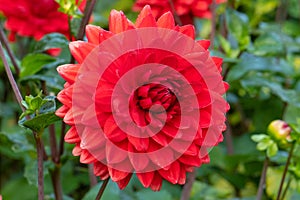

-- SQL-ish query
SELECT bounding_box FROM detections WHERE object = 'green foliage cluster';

[0,0,300,199]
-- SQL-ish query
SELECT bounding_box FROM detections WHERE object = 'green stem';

[210,0,217,49]
[0,25,20,75]
[95,178,110,200]
[180,169,196,200]
[76,0,97,40]
[256,157,269,200]
[50,164,63,200]
[34,133,45,200]
[168,0,182,26]
[280,175,292,200]
[0,41,24,111]
[276,142,295,200]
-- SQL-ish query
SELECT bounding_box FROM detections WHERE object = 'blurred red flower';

[0,0,84,41]
[133,0,226,25]
[56,5,229,190]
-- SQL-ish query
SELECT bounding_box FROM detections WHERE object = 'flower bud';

[267,120,291,148]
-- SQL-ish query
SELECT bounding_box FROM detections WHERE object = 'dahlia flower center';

[129,83,179,127]
[136,83,176,111]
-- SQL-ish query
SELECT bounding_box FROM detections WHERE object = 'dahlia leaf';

[19,95,61,133]
[20,53,56,78]
[225,8,250,50]
[34,33,69,53]
[20,112,61,133]
[266,142,278,157]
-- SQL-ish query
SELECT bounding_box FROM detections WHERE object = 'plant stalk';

[0,41,24,111]
[0,26,20,75]
[256,157,269,200]
[276,142,295,200]
[77,0,97,40]
[180,169,196,200]
[35,133,45,200]
[95,178,110,200]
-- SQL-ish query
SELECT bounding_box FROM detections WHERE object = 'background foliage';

[0,0,300,199]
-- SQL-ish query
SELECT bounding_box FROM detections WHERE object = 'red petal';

[212,56,223,72]
[104,117,127,143]
[135,5,157,28]
[197,40,210,50]
[55,105,69,118]
[80,149,96,163]
[179,154,201,166]
[86,25,101,44]
[151,132,169,146]
[128,144,149,171]
[109,10,135,33]
[179,25,195,38]
[106,140,128,164]
[157,12,175,29]
[108,167,130,182]
[148,143,174,169]
[150,172,162,191]
[72,144,82,156]
[116,173,132,190]
[99,28,114,44]
[127,135,149,151]
[65,126,80,143]
[178,165,186,184]
[137,171,155,188]
[93,162,109,179]
[158,161,180,184]
[69,41,96,63]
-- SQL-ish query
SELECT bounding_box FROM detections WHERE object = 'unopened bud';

[267,120,292,148]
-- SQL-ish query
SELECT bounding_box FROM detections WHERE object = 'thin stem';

[276,142,295,200]
[0,41,24,111]
[0,26,20,75]
[95,178,110,200]
[49,124,58,163]
[50,165,63,200]
[168,0,182,26]
[59,122,66,157]
[210,0,217,49]
[77,0,97,40]
[280,175,292,200]
[256,157,269,200]
[180,169,196,200]
[35,134,45,200]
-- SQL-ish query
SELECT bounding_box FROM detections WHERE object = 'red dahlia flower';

[133,0,226,25]
[56,5,229,190]
[0,0,84,41]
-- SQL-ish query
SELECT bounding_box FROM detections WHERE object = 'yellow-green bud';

[267,120,291,148]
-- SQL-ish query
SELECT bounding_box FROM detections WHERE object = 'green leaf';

[266,142,278,157]
[251,134,269,142]
[20,53,56,78]
[227,53,294,82]
[34,33,69,53]
[20,74,64,90]
[20,112,61,133]
[225,8,250,49]
[257,139,272,151]
[0,131,35,153]
[241,76,300,107]
[284,104,300,125]
[19,94,61,133]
